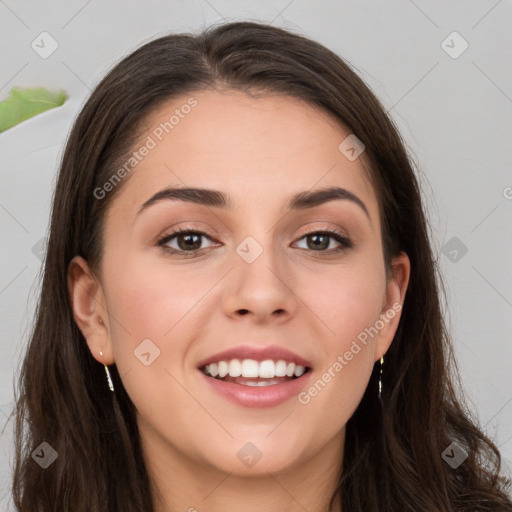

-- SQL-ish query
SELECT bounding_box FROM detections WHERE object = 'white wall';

[1,1,511,508]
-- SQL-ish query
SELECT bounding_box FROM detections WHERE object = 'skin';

[68,89,410,512]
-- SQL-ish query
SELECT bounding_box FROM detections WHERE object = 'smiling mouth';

[199,359,312,387]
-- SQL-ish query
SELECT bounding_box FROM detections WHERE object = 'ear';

[67,256,114,365]
[374,251,410,362]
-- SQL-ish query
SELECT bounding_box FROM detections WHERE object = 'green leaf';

[0,87,68,133]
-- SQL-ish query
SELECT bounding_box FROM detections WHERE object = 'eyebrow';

[137,186,370,221]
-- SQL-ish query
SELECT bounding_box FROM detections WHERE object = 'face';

[70,89,409,480]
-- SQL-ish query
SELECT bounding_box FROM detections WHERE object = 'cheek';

[305,257,386,346]
[100,252,230,395]
[99,253,201,386]
[297,259,384,415]
[99,255,214,434]
[103,251,213,342]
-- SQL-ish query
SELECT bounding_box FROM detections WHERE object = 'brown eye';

[306,233,330,251]
[294,230,353,253]
[174,232,202,251]
[157,228,219,256]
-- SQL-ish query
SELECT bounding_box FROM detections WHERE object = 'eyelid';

[292,226,353,251]
[156,225,219,248]
[295,224,349,240]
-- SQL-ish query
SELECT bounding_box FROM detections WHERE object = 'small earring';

[99,350,114,392]
[378,356,384,400]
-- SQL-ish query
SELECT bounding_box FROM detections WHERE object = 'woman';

[11,20,512,511]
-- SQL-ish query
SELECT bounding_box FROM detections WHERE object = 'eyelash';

[156,225,353,258]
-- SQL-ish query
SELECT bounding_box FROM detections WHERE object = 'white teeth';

[218,361,229,378]
[228,359,242,377]
[209,362,219,377]
[294,365,306,377]
[259,359,276,378]
[275,360,287,377]
[202,358,309,379]
[241,359,259,378]
[243,379,282,386]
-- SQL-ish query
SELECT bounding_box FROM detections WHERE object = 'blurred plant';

[0,86,67,133]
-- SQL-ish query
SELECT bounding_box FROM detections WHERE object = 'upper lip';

[197,344,313,369]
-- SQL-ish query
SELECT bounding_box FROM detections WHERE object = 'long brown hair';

[10,21,512,511]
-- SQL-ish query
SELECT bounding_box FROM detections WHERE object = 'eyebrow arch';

[137,185,370,221]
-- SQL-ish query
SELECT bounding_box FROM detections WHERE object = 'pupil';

[309,234,328,250]
[179,233,201,251]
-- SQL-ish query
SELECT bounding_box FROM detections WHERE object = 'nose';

[221,238,299,325]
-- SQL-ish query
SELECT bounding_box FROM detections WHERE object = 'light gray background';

[1,0,511,508]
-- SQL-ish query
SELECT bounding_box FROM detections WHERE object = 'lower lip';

[198,369,313,408]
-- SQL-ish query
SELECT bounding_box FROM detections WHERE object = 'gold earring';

[378,356,384,400]
[99,350,114,392]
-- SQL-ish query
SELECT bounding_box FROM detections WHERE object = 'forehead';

[106,89,379,222]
